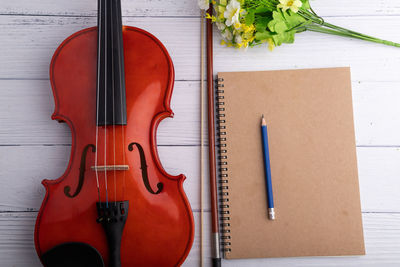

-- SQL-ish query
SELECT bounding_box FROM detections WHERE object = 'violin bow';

[200,6,220,267]
[200,9,206,267]
[206,5,222,267]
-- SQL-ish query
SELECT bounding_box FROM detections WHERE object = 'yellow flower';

[234,22,242,29]
[243,24,255,33]
[205,13,217,22]
[277,0,302,13]
[267,38,275,51]
[233,32,256,49]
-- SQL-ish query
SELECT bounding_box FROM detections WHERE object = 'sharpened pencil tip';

[261,115,266,126]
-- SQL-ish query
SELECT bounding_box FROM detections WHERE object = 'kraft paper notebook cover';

[216,67,365,259]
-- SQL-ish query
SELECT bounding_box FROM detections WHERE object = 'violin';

[34,0,194,266]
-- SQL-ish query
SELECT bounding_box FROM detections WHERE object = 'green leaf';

[255,7,270,14]
[272,30,296,46]
[285,13,306,28]
[264,9,304,46]
[274,21,287,33]
[285,31,296,43]
[255,17,270,32]
[245,11,255,26]
[283,10,291,21]
[255,31,273,41]
[301,0,311,10]
[272,10,284,21]
[267,21,275,32]
[268,11,282,32]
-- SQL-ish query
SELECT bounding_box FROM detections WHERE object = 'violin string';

[117,0,127,200]
[104,0,109,208]
[94,0,102,207]
[111,0,117,205]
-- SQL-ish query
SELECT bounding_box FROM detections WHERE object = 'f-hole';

[128,142,163,195]
[64,144,96,198]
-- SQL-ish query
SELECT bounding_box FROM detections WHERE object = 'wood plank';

[0,16,202,81]
[0,0,200,17]
[0,80,200,146]
[0,16,400,82]
[353,81,400,146]
[0,145,208,212]
[0,212,399,266]
[1,79,400,146]
[0,146,399,212]
[358,147,400,213]
[0,2,399,266]
[0,0,399,17]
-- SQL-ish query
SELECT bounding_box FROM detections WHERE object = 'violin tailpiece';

[96,201,129,267]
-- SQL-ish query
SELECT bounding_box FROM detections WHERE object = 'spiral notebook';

[216,68,365,259]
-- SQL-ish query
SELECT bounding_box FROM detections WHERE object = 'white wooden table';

[0,0,399,266]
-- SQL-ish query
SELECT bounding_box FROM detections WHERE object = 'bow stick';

[200,10,206,267]
[206,5,221,267]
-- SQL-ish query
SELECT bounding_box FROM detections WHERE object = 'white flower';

[221,29,233,41]
[198,0,209,10]
[216,21,226,31]
[224,0,241,27]
[277,0,302,13]
[235,34,242,44]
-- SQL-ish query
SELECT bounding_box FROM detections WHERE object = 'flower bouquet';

[199,0,400,50]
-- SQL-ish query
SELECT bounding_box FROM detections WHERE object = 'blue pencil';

[261,115,275,220]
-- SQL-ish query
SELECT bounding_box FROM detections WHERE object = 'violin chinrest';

[42,242,104,267]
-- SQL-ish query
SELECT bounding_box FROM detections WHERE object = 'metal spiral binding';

[215,77,231,253]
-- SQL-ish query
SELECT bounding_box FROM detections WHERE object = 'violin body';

[34,26,194,266]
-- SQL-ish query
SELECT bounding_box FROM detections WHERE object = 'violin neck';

[97,0,127,126]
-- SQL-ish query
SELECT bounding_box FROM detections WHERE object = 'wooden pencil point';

[261,115,267,126]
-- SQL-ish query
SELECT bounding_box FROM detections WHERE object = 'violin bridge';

[91,165,129,171]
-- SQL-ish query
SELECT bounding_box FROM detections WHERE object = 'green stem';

[324,23,400,47]
[306,24,400,47]
[323,22,376,38]
[299,9,324,24]
[306,25,355,38]
[245,0,277,11]
[298,9,400,48]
